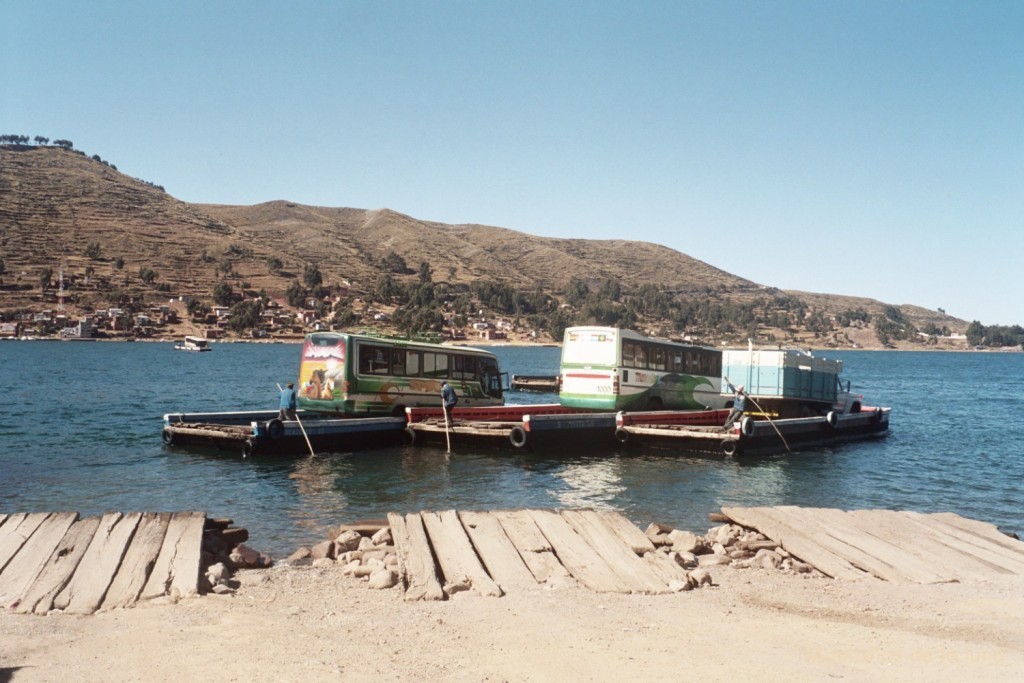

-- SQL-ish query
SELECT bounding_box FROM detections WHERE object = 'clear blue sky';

[5,1,1022,326]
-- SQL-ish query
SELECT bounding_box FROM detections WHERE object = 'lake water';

[1,341,1022,557]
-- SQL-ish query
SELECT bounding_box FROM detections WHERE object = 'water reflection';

[552,457,625,509]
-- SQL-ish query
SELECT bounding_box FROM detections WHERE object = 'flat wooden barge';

[510,374,560,393]
[615,406,890,456]
[403,404,617,451]
[162,410,406,457]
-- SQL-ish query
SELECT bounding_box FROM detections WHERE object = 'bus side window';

[672,352,683,372]
[653,347,665,371]
[622,342,635,367]
[635,344,647,368]
[423,352,449,379]
[358,345,373,375]
[405,351,421,377]
[391,349,406,376]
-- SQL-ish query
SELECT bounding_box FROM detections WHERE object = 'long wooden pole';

[726,377,791,453]
[278,383,315,457]
[443,405,452,453]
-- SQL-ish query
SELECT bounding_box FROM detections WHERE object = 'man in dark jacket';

[440,381,458,414]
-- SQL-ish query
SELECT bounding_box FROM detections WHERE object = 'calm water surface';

[1,341,1022,556]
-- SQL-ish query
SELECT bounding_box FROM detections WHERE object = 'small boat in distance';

[174,335,212,352]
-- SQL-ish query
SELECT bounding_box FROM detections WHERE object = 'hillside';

[0,144,970,348]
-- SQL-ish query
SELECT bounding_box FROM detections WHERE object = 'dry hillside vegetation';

[1,145,964,345]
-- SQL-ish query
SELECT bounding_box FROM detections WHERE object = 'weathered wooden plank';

[15,517,101,615]
[0,512,78,607]
[847,510,1003,581]
[790,507,952,583]
[56,512,142,614]
[458,511,538,591]
[595,510,691,585]
[528,509,624,593]
[918,513,1024,571]
[721,507,869,581]
[927,512,1024,556]
[886,511,1024,576]
[596,511,658,555]
[490,510,572,584]
[387,512,444,601]
[0,512,50,574]
[421,511,503,597]
[139,511,204,602]
[560,510,668,594]
[101,512,173,610]
[0,514,9,528]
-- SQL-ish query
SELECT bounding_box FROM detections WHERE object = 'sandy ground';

[2,563,1023,682]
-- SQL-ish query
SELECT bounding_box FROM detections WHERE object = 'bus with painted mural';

[558,326,727,411]
[296,332,507,415]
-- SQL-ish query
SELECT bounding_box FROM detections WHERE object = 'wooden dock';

[719,506,1024,583]
[386,507,1024,599]
[0,511,205,614]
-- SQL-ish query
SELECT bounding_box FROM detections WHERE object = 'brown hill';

[0,145,966,346]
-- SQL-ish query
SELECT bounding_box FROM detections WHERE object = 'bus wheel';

[404,426,419,446]
[509,425,528,449]
[720,439,738,456]
[161,428,174,446]
[614,428,630,445]
[267,419,284,439]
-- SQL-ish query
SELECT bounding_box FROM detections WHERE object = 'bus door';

[479,359,507,400]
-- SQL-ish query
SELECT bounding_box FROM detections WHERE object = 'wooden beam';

[528,509,624,593]
[421,511,503,597]
[928,512,1024,557]
[560,510,668,594]
[490,510,572,585]
[595,510,690,585]
[56,512,143,614]
[139,511,204,602]
[102,512,173,610]
[387,512,444,601]
[458,511,537,591]
[788,507,951,583]
[0,512,49,574]
[721,507,869,581]
[15,517,101,615]
[0,512,78,608]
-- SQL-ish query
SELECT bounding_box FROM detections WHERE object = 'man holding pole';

[723,382,746,430]
[278,382,297,421]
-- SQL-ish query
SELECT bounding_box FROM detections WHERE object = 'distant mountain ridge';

[0,144,965,345]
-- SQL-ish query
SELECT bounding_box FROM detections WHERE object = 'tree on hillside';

[564,276,590,307]
[286,282,306,308]
[34,136,49,146]
[266,256,283,274]
[303,263,323,289]
[418,261,433,284]
[138,267,158,284]
[228,300,262,333]
[85,242,101,259]
[213,282,234,306]
[39,267,53,289]
[382,251,408,273]
[114,257,125,270]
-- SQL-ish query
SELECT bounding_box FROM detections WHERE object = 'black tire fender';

[826,411,838,428]
[720,439,738,456]
[161,428,174,446]
[509,425,528,449]
[242,440,255,458]
[614,427,630,445]
[740,416,756,437]
[266,418,285,439]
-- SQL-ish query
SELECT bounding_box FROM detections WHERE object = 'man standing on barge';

[279,382,297,421]
[723,383,746,430]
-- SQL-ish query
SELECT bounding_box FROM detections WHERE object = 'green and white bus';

[558,326,726,411]
[297,332,506,415]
